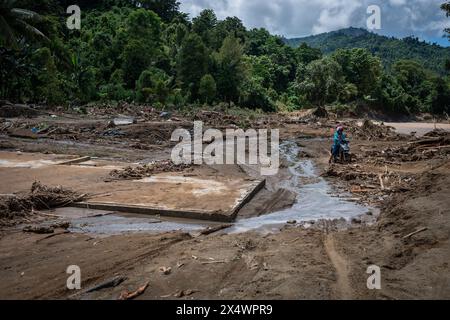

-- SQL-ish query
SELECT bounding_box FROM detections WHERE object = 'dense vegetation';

[0,0,449,116]
[285,27,450,75]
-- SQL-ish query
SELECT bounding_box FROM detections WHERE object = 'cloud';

[180,0,450,44]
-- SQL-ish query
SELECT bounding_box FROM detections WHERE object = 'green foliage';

[214,35,247,103]
[176,33,208,100]
[333,48,382,97]
[240,76,275,112]
[0,3,448,115]
[31,47,64,105]
[199,74,216,103]
[372,74,410,113]
[139,0,180,22]
[295,43,322,65]
[192,9,217,48]
[211,17,246,50]
[121,9,162,88]
[0,0,49,49]
[136,67,170,103]
[286,27,450,76]
[296,57,344,106]
[392,60,435,112]
[429,77,450,115]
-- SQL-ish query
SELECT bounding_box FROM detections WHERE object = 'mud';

[0,109,449,300]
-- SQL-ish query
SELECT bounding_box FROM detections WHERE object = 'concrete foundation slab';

[0,151,265,222]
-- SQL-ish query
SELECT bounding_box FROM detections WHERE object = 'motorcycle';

[331,141,352,164]
[338,141,351,163]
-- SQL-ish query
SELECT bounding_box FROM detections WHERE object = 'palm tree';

[0,0,49,49]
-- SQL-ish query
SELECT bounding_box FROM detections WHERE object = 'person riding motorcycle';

[329,126,347,163]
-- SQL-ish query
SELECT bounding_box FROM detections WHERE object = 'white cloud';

[311,0,362,34]
[180,0,449,42]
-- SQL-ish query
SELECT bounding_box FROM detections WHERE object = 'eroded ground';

[0,107,449,300]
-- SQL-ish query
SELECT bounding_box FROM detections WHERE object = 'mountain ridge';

[284,27,450,74]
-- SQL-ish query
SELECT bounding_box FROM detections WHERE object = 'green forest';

[1,0,450,115]
[285,27,450,75]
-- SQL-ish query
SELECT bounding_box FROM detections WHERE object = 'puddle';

[0,159,57,168]
[68,212,206,236]
[226,141,374,234]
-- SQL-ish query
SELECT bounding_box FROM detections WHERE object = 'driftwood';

[118,281,149,300]
[403,227,428,239]
[85,276,127,293]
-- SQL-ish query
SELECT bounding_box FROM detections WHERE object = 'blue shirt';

[334,131,346,146]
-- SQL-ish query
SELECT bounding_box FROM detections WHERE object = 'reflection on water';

[226,141,372,234]
[67,141,373,236]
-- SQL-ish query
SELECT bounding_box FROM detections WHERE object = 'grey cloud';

[180,0,450,43]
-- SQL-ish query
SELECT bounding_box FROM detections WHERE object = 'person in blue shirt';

[329,126,347,163]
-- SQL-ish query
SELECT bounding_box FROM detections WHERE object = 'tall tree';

[211,16,246,50]
[192,9,217,47]
[297,57,344,106]
[214,35,246,103]
[176,33,208,100]
[139,0,180,22]
[199,74,217,104]
[333,48,382,98]
[121,8,162,88]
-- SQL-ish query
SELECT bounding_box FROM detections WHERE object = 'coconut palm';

[0,0,49,49]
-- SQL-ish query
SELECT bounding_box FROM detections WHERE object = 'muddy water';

[66,141,373,236]
[69,214,206,236]
[226,141,374,234]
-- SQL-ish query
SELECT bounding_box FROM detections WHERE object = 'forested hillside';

[285,27,450,75]
[1,0,449,115]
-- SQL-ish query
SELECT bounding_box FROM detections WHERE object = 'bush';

[240,77,276,112]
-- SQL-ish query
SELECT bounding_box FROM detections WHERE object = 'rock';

[160,112,171,119]
[351,217,362,224]
[159,266,172,275]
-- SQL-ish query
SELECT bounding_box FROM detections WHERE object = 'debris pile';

[110,160,192,180]
[193,110,241,127]
[0,101,40,118]
[346,120,396,141]
[365,130,450,163]
[0,182,86,225]
[324,164,416,204]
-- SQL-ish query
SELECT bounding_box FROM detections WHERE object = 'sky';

[179,0,450,46]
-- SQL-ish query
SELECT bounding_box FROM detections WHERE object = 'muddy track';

[323,233,353,299]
